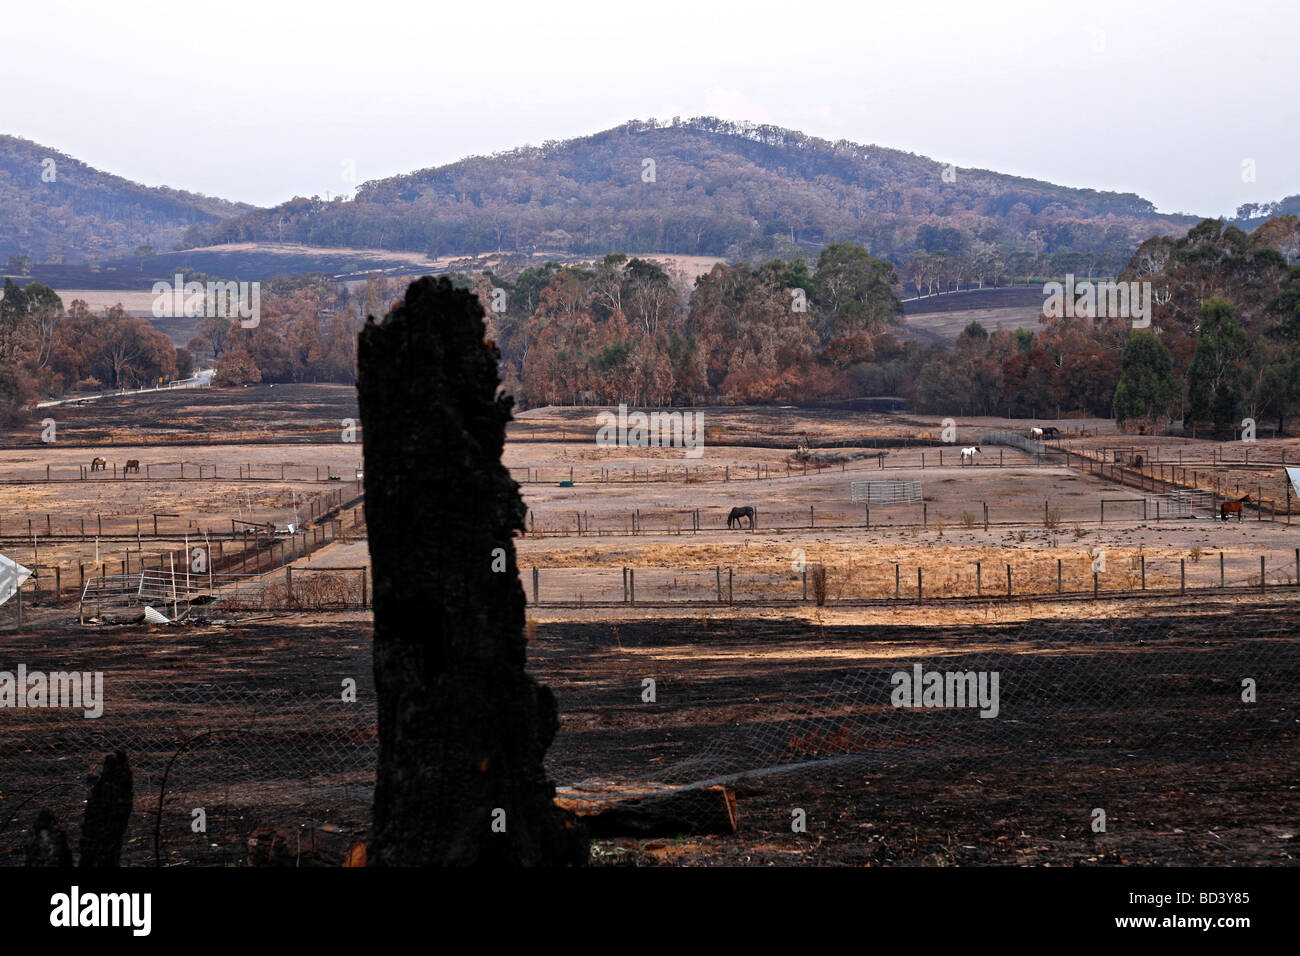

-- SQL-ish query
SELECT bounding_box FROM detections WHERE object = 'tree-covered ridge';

[186,117,1196,269]
[0,134,251,265]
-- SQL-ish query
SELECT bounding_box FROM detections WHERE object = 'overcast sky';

[5,0,1297,217]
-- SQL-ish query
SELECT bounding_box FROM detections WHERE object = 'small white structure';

[0,553,32,608]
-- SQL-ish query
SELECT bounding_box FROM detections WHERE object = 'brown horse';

[90,457,107,472]
[123,459,141,477]
[1220,493,1251,522]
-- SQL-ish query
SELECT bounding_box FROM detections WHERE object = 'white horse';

[1030,427,1043,439]
[960,445,981,464]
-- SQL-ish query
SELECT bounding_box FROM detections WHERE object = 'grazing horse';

[1220,494,1251,522]
[90,457,107,472]
[1029,427,1043,440]
[123,459,141,477]
[1039,426,1061,439]
[960,446,981,464]
[726,505,756,530]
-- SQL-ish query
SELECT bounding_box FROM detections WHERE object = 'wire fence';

[522,548,1300,606]
[1,679,377,867]
[2,606,1297,865]
[536,607,1300,861]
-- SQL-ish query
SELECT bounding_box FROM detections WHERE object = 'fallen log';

[557,784,738,838]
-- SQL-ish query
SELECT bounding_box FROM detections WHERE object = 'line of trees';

[4,217,1296,435]
[0,278,187,422]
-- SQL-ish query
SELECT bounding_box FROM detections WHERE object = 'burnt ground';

[1,604,1297,867]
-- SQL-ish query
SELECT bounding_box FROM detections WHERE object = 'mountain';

[184,117,1199,271]
[0,134,251,264]
[1232,194,1300,228]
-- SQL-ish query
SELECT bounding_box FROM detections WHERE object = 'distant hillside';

[1232,194,1300,229]
[0,134,251,264]
[187,117,1198,270]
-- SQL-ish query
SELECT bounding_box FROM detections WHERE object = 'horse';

[726,505,756,530]
[960,446,981,464]
[1040,426,1061,439]
[1029,427,1043,440]
[90,457,107,472]
[123,459,141,477]
[1132,454,1143,469]
[1220,494,1251,522]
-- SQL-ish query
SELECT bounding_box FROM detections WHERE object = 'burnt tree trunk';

[79,749,133,867]
[358,276,586,866]
[25,809,73,867]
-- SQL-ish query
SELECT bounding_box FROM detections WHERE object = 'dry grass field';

[1,385,1297,866]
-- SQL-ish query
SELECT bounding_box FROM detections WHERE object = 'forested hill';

[186,117,1198,270]
[0,134,251,265]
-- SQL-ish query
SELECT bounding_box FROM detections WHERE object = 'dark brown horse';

[123,459,141,477]
[726,506,756,530]
[1220,493,1251,522]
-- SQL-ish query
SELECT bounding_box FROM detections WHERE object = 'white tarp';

[1287,467,1300,502]
[0,553,33,607]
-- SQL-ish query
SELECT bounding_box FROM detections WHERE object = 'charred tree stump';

[80,749,133,867]
[25,809,73,867]
[359,276,586,866]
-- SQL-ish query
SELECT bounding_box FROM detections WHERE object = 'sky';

[4,0,1298,217]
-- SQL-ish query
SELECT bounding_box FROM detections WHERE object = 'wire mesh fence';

[1,678,377,867]
[534,607,1300,861]
[3,606,1296,865]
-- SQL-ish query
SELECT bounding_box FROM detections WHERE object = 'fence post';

[1057,558,1062,594]
[983,502,988,531]
[976,561,981,596]
[1141,554,1146,590]
[1006,564,1012,598]
[1261,555,1266,594]
[1093,571,1098,599]
[630,569,636,606]
[1181,559,1186,596]
[895,564,900,600]
[286,565,293,605]
[532,566,539,605]
[916,567,922,602]
[622,567,628,603]
[716,566,722,603]
[728,568,733,605]
[1220,551,1225,587]
[803,567,807,601]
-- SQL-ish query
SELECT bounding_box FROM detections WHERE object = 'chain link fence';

[3,606,1297,865]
